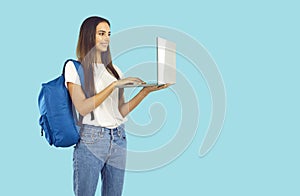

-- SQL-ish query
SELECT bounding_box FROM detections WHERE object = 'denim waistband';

[81,124,124,133]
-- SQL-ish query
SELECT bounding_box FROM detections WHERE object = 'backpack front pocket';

[39,115,53,145]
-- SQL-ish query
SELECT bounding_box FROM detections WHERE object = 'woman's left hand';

[142,83,171,94]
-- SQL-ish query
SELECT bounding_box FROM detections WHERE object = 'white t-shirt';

[64,60,127,128]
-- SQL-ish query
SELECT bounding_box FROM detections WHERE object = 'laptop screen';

[157,37,176,85]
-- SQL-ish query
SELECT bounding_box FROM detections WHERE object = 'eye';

[98,32,105,36]
[108,32,111,36]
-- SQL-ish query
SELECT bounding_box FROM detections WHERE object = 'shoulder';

[64,59,81,86]
[64,60,78,77]
[112,64,121,72]
[113,64,123,77]
[65,60,76,70]
[65,59,83,74]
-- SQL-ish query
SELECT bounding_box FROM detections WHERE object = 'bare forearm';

[119,89,150,117]
[72,81,117,116]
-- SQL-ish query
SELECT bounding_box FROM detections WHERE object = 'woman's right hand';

[114,77,144,87]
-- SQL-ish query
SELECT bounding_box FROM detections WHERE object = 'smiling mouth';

[100,43,109,47]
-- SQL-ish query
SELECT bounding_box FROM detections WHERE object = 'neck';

[96,52,102,64]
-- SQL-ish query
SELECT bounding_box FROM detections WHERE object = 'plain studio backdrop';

[0,0,299,195]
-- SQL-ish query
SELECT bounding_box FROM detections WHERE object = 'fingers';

[125,77,144,83]
[132,77,144,83]
[144,84,170,92]
[116,77,145,86]
[157,84,170,89]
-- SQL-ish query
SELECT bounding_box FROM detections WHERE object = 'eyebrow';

[97,30,111,33]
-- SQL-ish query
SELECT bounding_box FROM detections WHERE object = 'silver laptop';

[116,37,176,88]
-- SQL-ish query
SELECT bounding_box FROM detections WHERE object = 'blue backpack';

[38,59,84,147]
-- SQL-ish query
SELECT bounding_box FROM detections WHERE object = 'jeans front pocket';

[114,129,127,149]
[117,124,126,140]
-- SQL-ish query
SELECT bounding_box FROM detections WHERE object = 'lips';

[100,43,109,47]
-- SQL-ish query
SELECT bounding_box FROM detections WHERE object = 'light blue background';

[1,0,299,195]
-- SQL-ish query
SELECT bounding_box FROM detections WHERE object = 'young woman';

[65,16,169,196]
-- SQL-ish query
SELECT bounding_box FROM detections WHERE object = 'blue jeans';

[73,124,127,196]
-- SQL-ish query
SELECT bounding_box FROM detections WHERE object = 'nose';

[104,34,110,42]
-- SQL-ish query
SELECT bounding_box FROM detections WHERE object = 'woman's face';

[95,22,111,52]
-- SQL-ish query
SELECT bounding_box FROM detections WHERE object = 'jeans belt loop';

[110,128,114,141]
[99,127,104,138]
[117,127,121,138]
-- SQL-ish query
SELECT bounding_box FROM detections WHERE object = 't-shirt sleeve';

[64,60,81,88]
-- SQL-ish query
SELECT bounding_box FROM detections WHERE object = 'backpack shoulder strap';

[63,59,94,122]
[62,59,85,86]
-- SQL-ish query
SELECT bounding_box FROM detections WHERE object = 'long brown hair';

[76,16,122,119]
